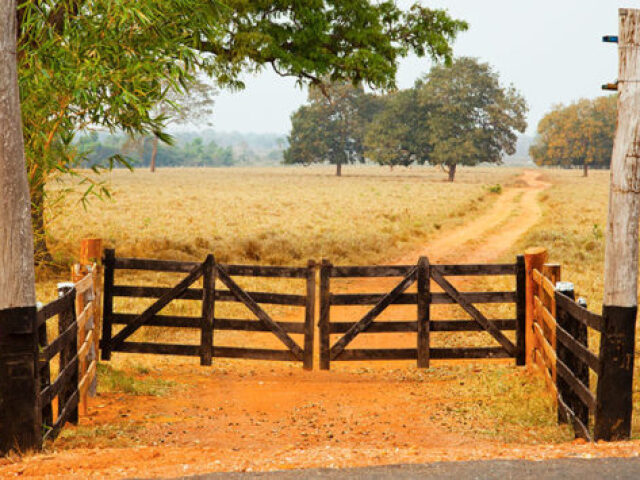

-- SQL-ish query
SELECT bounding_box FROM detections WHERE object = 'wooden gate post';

[101,249,115,361]
[417,257,430,368]
[597,8,640,442]
[524,247,548,367]
[200,255,215,366]
[319,259,332,370]
[303,260,317,371]
[515,255,526,366]
[57,285,79,426]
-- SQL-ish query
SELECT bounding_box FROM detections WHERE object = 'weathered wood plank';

[40,354,79,407]
[328,319,515,333]
[433,263,516,276]
[329,265,414,278]
[430,319,516,331]
[101,249,116,360]
[516,255,527,365]
[303,260,316,370]
[37,293,73,327]
[417,257,430,368]
[555,292,604,332]
[335,349,417,361]
[114,257,199,272]
[215,319,306,334]
[221,264,308,278]
[216,290,307,306]
[333,347,511,361]
[200,255,215,366]
[111,313,201,329]
[110,262,205,348]
[430,268,516,355]
[430,347,511,359]
[329,321,418,333]
[319,259,332,370]
[112,285,203,300]
[213,347,298,361]
[556,357,597,412]
[109,341,200,356]
[556,322,602,374]
[41,322,77,362]
[330,291,516,306]
[330,267,417,360]
[216,264,304,360]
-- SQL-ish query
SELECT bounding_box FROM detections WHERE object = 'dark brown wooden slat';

[112,285,203,300]
[215,319,305,334]
[430,347,511,359]
[37,294,74,327]
[40,355,79,407]
[556,357,597,412]
[329,321,418,333]
[216,290,307,306]
[557,393,592,441]
[515,255,527,366]
[329,265,414,278]
[303,260,316,370]
[417,257,430,368]
[201,254,215,366]
[221,264,308,278]
[433,263,516,276]
[330,267,418,360]
[216,264,304,360]
[555,292,604,332]
[329,291,516,306]
[319,259,332,370]
[110,263,204,348]
[114,257,199,272]
[43,389,79,442]
[213,347,298,361]
[111,313,201,329]
[110,341,200,356]
[41,322,77,362]
[101,249,116,361]
[335,349,418,361]
[556,322,602,374]
[430,268,516,356]
[429,319,516,332]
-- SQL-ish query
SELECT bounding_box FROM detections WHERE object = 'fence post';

[37,305,53,430]
[101,248,115,361]
[303,260,317,371]
[200,255,215,366]
[515,255,526,366]
[57,284,79,425]
[524,247,548,367]
[0,305,40,454]
[417,257,430,369]
[595,305,637,441]
[319,259,331,370]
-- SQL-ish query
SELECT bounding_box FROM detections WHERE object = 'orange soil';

[3,171,640,480]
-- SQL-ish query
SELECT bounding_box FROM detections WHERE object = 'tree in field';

[530,96,616,176]
[17,1,466,260]
[365,87,432,169]
[419,57,527,182]
[284,83,383,176]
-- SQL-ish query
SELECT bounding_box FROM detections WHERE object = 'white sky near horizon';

[183,1,631,136]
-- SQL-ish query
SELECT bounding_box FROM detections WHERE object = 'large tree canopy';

[419,57,527,181]
[16,0,467,261]
[530,96,616,176]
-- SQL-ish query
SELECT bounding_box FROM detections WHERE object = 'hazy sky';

[198,1,628,136]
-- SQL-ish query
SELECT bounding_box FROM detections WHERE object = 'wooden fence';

[319,256,526,369]
[526,249,612,441]
[101,250,316,370]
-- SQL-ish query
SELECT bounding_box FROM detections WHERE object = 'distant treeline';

[75,131,286,168]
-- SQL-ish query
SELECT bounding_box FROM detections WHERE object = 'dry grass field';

[17,165,640,479]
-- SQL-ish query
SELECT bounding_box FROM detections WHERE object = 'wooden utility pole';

[0,0,41,453]
[598,8,640,441]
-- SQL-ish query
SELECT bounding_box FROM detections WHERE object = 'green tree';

[17,1,466,260]
[530,96,616,176]
[365,87,432,168]
[284,83,383,176]
[420,57,527,182]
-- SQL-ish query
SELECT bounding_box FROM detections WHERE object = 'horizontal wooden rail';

[40,354,79,407]
[332,347,511,361]
[41,322,77,363]
[37,293,74,328]
[556,292,604,332]
[556,357,597,412]
[555,322,602,374]
[329,291,516,306]
[327,319,516,334]
[433,264,516,276]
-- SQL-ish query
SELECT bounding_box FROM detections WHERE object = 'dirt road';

[5,171,640,480]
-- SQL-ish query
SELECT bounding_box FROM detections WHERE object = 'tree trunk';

[31,183,52,264]
[583,163,589,177]
[597,8,640,442]
[0,0,40,454]
[447,163,457,182]
[150,135,158,172]
[336,161,342,177]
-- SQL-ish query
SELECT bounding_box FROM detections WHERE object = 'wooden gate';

[100,250,316,369]
[319,256,526,369]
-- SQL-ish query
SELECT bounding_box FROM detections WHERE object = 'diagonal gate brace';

[431,267,516,356]
[330,266,418,360]
[111,262,205,348]
[216,265,304,360]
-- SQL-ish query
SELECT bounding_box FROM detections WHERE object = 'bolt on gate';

[100,250,316,370]
[319,256,526,369]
